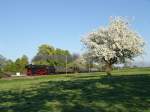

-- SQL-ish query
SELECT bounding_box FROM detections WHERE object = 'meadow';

[0,68,150,112]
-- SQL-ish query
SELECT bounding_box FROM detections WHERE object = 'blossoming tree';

[81,17,145,75]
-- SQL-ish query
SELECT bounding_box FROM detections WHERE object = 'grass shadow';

[0,74,150,112]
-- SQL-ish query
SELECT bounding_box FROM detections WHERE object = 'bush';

[0,69,11,78]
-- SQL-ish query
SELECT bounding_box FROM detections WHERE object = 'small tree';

[81,17,145,75]
[12,55,29,73]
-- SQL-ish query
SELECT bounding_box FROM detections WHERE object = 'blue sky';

[0,0,150,63]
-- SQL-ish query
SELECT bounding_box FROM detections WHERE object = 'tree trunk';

[105,63,112,76]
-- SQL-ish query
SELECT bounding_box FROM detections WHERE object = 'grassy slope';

[0,68,150,112]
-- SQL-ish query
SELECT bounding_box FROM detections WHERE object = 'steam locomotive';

[25,64,77,76]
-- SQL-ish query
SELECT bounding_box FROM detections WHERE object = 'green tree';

[38,44,55,55]
[32,44,72,66]
[0,55,29,76]
[3,60,16,73]
[55,48,70,56]
[17,55,29,73]
[3,55,29,74]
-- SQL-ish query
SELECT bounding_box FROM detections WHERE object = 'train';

[25,64,55,76]
[25,64,82,76]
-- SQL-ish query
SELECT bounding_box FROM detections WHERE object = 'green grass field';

[0,68,150,112]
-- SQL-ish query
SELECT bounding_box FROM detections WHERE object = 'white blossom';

[81,17,145,64]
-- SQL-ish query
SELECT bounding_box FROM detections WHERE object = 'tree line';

[0,44,92,77]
